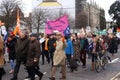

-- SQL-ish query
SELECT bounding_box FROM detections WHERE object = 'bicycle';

[94,51,109,73]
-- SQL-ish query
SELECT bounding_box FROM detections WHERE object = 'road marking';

[109,58,120,64]
[110,72,120,80]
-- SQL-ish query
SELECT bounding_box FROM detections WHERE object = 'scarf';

[45,38,49,50]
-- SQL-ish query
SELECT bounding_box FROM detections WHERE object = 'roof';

[39,2,62,6]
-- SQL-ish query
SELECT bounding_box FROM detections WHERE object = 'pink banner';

[45,15,68,34]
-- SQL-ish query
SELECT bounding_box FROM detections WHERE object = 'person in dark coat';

[26,33,44,80]
[48,34,56,67]
[79,34,89,68]
[114,36,119,53]
[10,31,29,80]
[108,34,116,57]
[6,34,17,74]
[41,35,50,65]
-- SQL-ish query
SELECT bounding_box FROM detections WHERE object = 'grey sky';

[25,0,116,21]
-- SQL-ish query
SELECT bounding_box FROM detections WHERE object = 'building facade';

[75,0,106,30]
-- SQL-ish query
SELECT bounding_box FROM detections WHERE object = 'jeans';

[66,54,72,66]
[10,60,15,69]
[12,61,22,79]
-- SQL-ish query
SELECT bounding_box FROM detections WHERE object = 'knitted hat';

[30,33,37,37]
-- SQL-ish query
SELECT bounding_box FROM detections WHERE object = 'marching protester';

[41,34,50,65]
[71,33,80,62]
[108,34,116,57]
[114,35,119,53]
[25,33,44,80]
[49,32,66,80]
[91,35,103,71]
[6,32,17,74]
[48,33,56,67]
[0,35,5,80]
[65,34,74,68]
[79,34,89,68]
[91,35,97,71]
[68,33,80,72]
[10,30,29,80]
[86,34,93,59]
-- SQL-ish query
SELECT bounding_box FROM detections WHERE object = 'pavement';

[2,45,120,80]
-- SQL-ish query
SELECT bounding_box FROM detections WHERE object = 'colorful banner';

[45,15,69,34]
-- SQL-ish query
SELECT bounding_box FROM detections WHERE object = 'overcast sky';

[22,0,116,21]
[0,0,116,21]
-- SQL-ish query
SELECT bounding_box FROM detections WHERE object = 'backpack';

[69,59,78,69]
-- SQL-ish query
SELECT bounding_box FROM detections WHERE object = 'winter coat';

[0,36,4,68]
[65,39,74,55]
[48,38,56,53]
[53,40,66,66]
[108,37,116,53]
[26,39,41,67]
[15,36,29,63]
[6,38,17,60]
[92,41,102,54]
[73,39,80,60]
[79,38,89,50]
[0,54,4,68]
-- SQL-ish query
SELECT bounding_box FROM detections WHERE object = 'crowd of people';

[0,28,119,80]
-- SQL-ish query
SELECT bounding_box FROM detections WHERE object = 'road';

[2,46,120,80]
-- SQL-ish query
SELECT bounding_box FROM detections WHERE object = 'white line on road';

[109,58,120,64]
[110,72,120,80]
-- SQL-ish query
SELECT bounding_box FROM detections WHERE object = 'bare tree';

[32,8,47,33]
[76,11,88,29]
[0,0,22,30]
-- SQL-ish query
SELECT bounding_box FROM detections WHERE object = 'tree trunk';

[37,22,40,34]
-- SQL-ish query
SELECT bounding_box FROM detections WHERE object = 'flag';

[13,9,21,35]
[63,25,71,36]
[117,28,120,32]
[0,20,1,26]
[45,15,69,35]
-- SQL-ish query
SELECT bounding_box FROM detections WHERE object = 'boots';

[39,74,43,80]
[49,77,55,80]
[91,62,94,71]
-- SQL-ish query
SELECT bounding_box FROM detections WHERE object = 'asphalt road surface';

[2,46,120,80]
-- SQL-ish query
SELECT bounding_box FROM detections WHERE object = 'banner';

[13,10,21,36]
[45,15,69,34]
